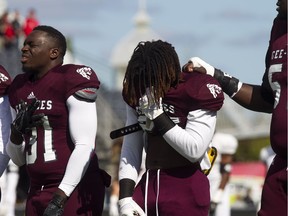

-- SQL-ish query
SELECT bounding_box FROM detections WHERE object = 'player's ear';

[50,48,60,60]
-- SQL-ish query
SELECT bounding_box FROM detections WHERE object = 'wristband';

[214,69,242,98]
[220,163,232,174]
[51,193,67,208]
[153,112,175,136]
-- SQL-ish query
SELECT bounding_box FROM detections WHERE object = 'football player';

[6,25,111,216]
[118,40,224,216]
[183,1,287,215]
[208,132,238,216]
[0,65,12,201]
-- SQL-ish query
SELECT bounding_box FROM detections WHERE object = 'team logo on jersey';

[207,83,222,98]
[76,67,92,80]
[0,72,9,83]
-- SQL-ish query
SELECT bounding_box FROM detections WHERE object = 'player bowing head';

[122,40,181,107]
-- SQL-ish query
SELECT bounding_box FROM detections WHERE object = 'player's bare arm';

[182,58,273,113]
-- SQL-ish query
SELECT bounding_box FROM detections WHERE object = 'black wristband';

[119,179,136,199]
[153,112,175,136]
[220,163,232,174]
[214,69,240,97]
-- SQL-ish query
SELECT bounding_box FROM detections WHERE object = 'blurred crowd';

[0,8,39,50]
[0,8,39,79]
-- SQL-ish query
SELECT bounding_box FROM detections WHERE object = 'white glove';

[210,188,223,214]
[138,115,154,132]
[189,57,215,76]
[118,197,146,216]
[109,195,119,216]
[211,188,223,204]
[139,89,163,120]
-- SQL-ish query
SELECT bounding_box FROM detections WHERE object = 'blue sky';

[7,0,276,89]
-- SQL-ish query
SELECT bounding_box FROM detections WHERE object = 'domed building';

[110,0,162,91]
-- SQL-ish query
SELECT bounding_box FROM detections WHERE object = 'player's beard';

[22,65,31,73]
[22,65,37,75]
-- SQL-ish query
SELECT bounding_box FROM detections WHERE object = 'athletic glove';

[139,88,175,135]
[188,57,242,97]
[12,98,44,134]
[189,57,215,76]
[210,188,223,214]
[43,193,67,216]
[137,115,154,132]
[118,197,146,216]
[109,194,119,216]
[139,89,163,120]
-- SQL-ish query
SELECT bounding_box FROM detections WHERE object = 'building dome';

[110,0,162,90]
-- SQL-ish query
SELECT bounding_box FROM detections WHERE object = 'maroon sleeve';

[185,72,224,111]
[0,65,12,96]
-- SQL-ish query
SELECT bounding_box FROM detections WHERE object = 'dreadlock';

[123,40,181,106]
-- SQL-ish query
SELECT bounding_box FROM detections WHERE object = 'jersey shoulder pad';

[60,64,100,99]
[185,73,224,111]
[61,64,100,86]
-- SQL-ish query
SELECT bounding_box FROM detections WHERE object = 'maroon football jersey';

[0,65,12,96]
[132,72,224,170]
[8,64,100,185]
[162,72,224,128]
[263,17,287,158]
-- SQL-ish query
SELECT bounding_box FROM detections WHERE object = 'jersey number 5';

[268,63,282,109]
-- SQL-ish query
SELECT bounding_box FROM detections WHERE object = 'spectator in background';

[0,10,16,48]
[208,132,238,216]
[0,11,10,43]
[22,8,39,37]
[0,10,22,79]
[11,9,23,48]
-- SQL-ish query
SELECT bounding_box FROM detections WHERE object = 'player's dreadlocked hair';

[123,40,181,106]
[33,25,67,57]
